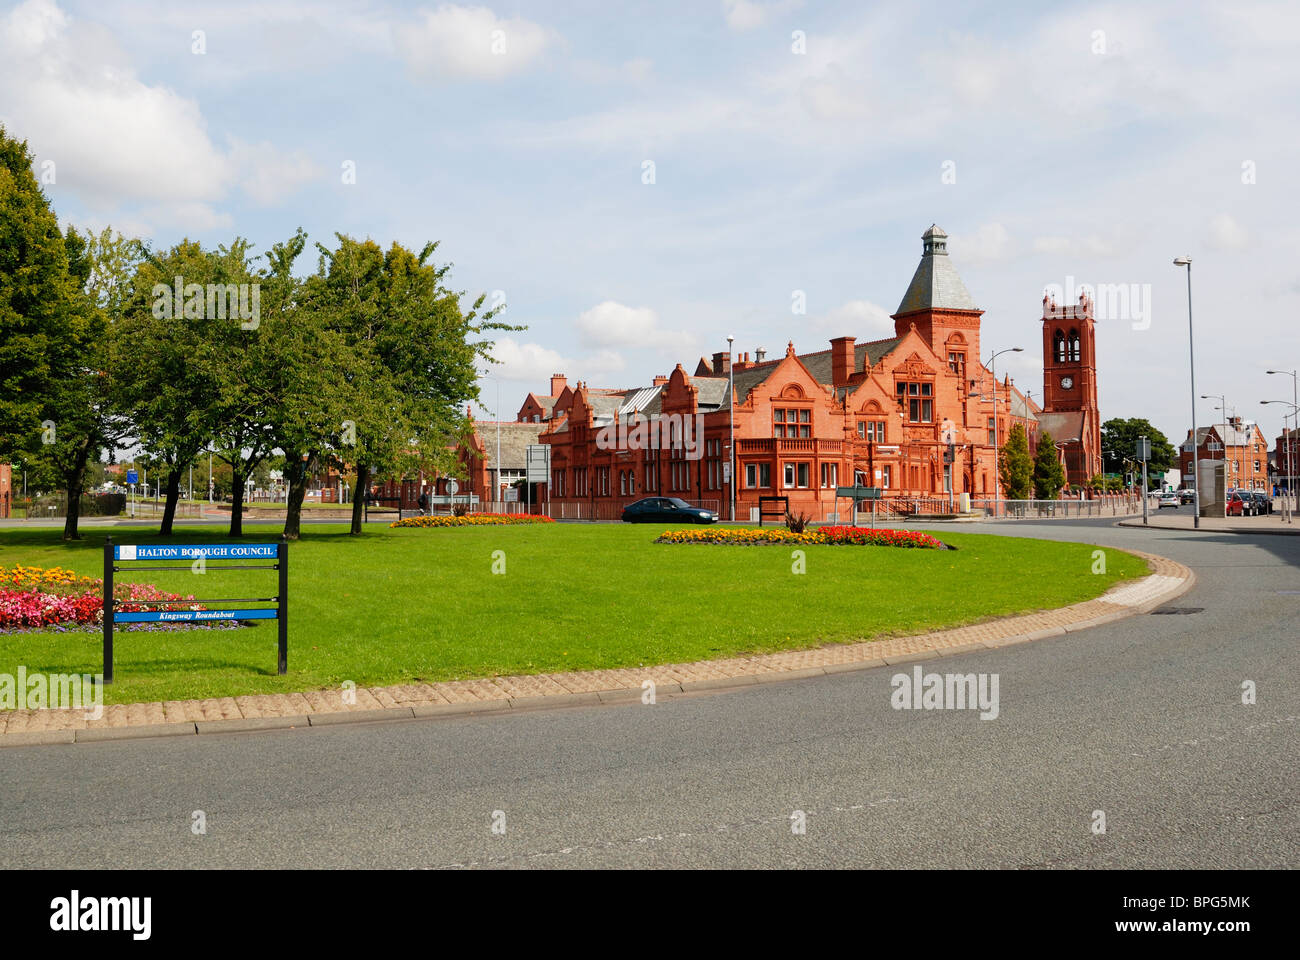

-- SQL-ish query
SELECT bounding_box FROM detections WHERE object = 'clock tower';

[1040,290,1102,486]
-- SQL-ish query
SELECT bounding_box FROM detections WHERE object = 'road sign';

[1135,437,1151,461]
[126,470,138,484]
[836,485,882,500]
[526,444,550,484]
[446,479,460,495]
[722,462,731,483]
[940,419,957,445]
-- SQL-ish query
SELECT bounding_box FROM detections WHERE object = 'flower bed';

[0,564,241,632]
[655,526,945,549]
[390,513,556,528]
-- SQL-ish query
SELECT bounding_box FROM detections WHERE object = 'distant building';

[518,225,1105,518]
[1178,418,1270,491]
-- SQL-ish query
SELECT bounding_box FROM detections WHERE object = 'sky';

[2,0,1298,449]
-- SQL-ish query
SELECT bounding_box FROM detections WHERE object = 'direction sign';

[526,444,551,484]
[126,469,139,485]
[836,485,882,500]
[446,479,460,495]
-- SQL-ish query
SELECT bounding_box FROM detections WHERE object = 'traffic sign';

[126,469,138,484]
[446,479,460,495]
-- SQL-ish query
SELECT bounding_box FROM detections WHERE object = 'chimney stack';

[711,350,731,375]
[755,347,767,363]
[830,336,856,387]
[550,374,567,396]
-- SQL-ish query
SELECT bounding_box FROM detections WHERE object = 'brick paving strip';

[1,549,1192,747]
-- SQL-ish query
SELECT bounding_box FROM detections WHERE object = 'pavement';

[0,518,1295,869]
[0,549,1191,744]
[1118,511,1300,534]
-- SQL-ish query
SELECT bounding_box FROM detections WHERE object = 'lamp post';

[1267,369,1298,515]
[480,369,502,508]
[986,346,1023,517]
[1261,399,1298,523]
[727,335,735,523]
[1173,257,1199,527]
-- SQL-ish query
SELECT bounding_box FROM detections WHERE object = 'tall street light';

[1261,399,1298,523]
[1174,257,1199,527]
[1267,369,1298,515]
[727,335,736,523]
[480,368,502,508]
[986,346,1023,516]
[1201,393,1229,490]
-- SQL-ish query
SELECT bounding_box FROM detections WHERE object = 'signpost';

[525,444,550,516]
[102,537,287,684]
[1136,436,1151,526]
[836,485,883,528]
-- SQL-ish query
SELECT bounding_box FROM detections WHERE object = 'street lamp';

[480,368,503,508]
[1261,399,1298,523]
[1267,369,1298,516]
[1200,393,1230,491]
[726,335,735,523]
[985,346,1023,516]
[1173,257,1199,527]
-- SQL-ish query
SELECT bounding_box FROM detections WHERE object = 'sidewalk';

[0,550,1193,746]
[1117,513,1300,534]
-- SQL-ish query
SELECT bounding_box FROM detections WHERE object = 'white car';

[1157,492,1179,509]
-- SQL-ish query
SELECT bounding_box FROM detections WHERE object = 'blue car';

[621,497,718,524]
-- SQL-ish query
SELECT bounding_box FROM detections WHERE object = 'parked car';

[1178,488,1195,504]
[621,497,718,524]
[1225,491,1247,516]
[1230,489,1261,516]
[1157,492,1179,509]
[1249,491,1273,515]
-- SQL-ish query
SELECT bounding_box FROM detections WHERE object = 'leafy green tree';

[309,236,518,536]
[998,422,1034,500]
[0,126,80,464]
[1033,430,1067,500]
[1101,418,1174,489]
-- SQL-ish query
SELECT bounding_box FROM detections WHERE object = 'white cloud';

[1208,213,1248,250]
[948,223,1013,264]
[486,337,569,382]
[575,301,695,353]
[228,140,323,206]
[721,0,802,31]
[814,299,895,338]
[393,4,557,80]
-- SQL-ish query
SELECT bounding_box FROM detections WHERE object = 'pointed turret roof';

[894,224,978,314]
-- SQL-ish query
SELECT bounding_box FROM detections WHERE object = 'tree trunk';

[61,448,90,541]
[160,464,184,536]
[350,463,370,535]
[228,468,246,537]
[282,453,311,540]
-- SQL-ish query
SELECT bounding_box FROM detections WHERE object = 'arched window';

[1068,329,1081,361]
[1053,330,1067,363]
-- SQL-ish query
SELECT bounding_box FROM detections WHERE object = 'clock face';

[1060,376,1074,390]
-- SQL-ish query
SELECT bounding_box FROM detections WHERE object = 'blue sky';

[3,0,1298,448]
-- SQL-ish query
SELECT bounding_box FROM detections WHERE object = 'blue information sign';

[114,543,279,561]
[126,470,138,484]
[113,608,279,624]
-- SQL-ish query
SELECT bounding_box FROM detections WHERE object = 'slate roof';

[1036,411,1083,442]
[895,224,979,315]
[478,421,546,470]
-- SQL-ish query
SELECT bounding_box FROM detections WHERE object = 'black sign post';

[102,536,288,683]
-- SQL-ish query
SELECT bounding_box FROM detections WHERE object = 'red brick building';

[520,225,1103,519]
[1275,427,1298,492]
[1179,418,1271,492]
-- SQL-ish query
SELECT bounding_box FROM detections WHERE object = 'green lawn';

[0,523,1148,706]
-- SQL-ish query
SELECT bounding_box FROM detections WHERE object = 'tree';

[309,235,518,536]
[0,126,80,463]
[1101,418,1174,489]
[1033,430,1067,500]
[998,423,1033,500]
[38,226,134,539]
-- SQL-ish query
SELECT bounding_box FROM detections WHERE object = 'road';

[1,519,1295,868]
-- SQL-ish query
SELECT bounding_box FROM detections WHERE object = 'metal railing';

[969,495,1140,519]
